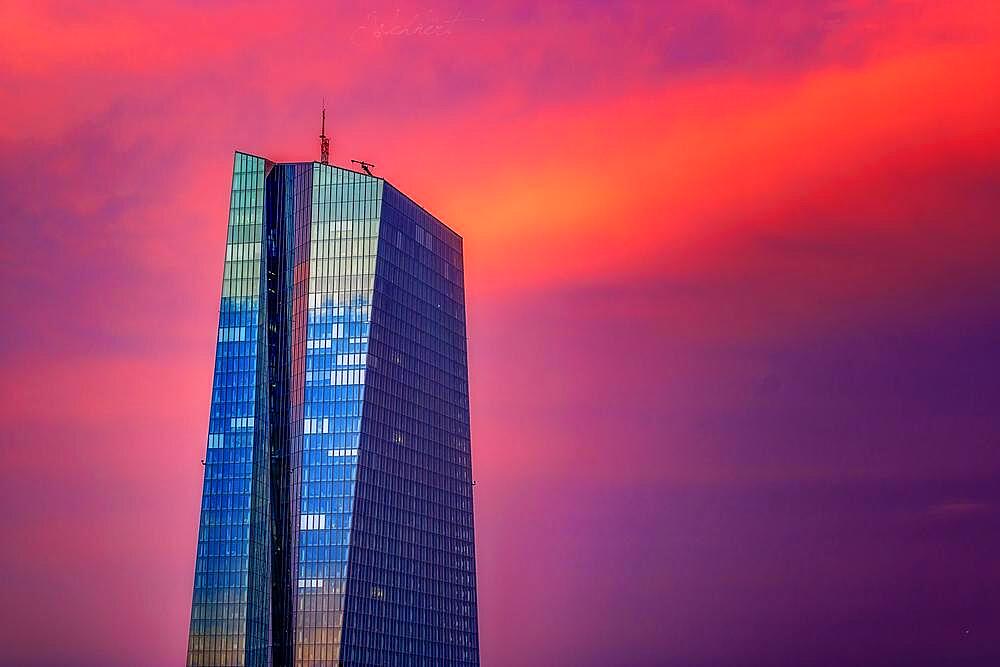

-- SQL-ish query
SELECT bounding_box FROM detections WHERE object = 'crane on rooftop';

[351,159,376,176]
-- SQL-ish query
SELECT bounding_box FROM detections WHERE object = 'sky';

[1,1,999,665]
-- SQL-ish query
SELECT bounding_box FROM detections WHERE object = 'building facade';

[187,152,479,667]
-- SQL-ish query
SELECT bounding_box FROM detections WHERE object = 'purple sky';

[1,1,999,665]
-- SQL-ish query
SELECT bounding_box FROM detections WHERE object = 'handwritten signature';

[352,9,485,42]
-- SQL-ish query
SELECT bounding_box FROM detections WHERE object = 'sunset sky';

[2,1,1000,665]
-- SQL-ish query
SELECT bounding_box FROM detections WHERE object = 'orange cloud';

[428,41,1000,296]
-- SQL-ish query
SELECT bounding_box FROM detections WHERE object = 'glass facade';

[187,153,479,667]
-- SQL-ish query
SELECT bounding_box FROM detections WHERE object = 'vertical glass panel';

[288,163,382,666]
[187,153,268,667]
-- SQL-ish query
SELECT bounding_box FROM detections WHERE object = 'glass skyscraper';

[187,152,479,667]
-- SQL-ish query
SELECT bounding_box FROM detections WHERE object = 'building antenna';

[319,99,330,165]
[351,159,376,176]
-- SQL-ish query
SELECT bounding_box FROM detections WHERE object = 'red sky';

[2,2,1000,665]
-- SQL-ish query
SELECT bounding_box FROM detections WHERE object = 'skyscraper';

[187,151,480,667]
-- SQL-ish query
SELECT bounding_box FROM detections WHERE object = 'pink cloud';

[2,2,1000,665]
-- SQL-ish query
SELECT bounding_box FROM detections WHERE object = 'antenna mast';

[319,99,330,164]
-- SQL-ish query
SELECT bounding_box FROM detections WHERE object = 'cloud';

[927,501,993,518]
[2,2,1000,666]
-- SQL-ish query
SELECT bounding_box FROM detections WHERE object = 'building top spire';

[319,99,330,164]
